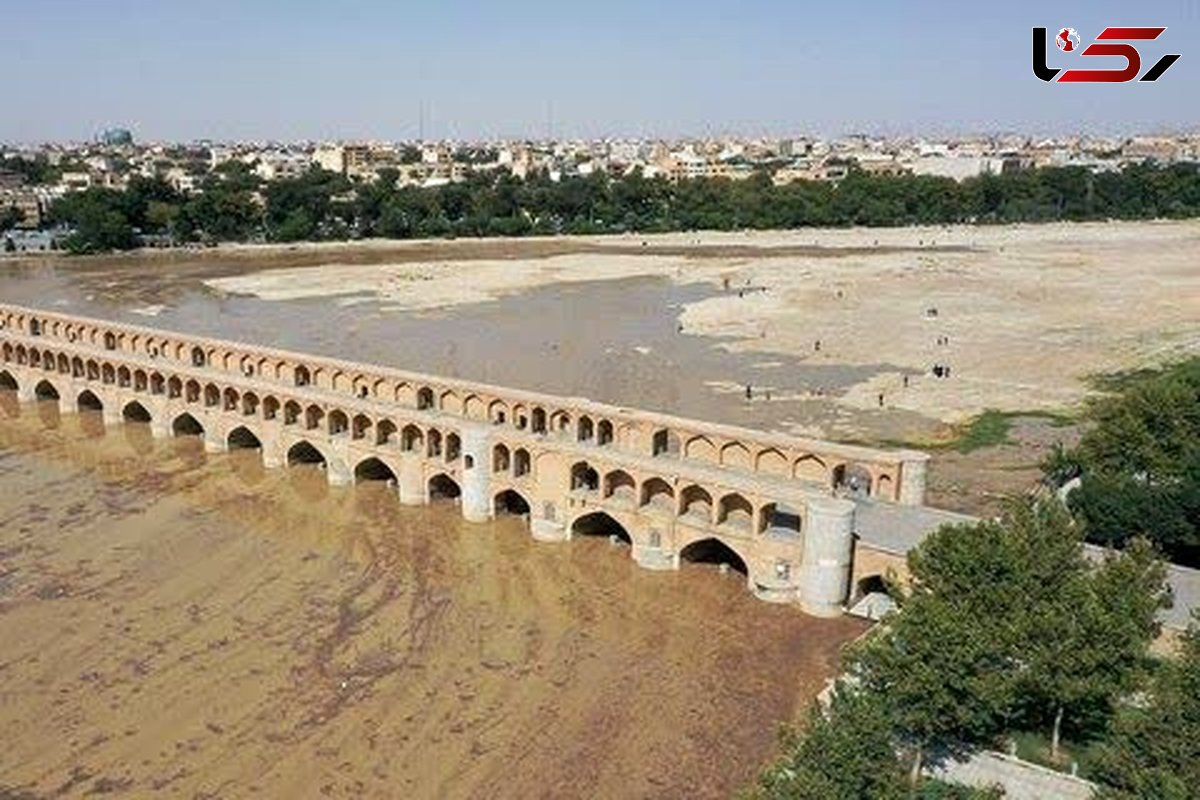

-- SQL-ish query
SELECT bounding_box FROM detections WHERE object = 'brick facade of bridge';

[0,303,930,617]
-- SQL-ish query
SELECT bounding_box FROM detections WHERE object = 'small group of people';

[931,364,952,378]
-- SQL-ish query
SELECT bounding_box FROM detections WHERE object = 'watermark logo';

[1055,28,1081,52]
[1033,26,1181,82]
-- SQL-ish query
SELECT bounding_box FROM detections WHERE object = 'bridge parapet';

[0,303,926,506]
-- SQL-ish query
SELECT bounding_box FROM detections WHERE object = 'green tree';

[1093,622,1200,799]
[0,205,21,233]
[756,687,907,800]
[1059,358,1200,566]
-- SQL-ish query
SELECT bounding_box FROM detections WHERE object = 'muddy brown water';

[0,394,865,799]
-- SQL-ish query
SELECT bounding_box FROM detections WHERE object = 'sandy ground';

[0,398,864,799]
[200,221,1200,431]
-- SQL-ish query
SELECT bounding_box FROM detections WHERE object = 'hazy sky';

[2,0,1197,142]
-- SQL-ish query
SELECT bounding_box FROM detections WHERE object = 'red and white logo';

[1033,26,1181,83]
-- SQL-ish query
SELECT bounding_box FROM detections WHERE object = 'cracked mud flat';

[0,395,864,799]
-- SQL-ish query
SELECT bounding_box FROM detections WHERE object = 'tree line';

[756,499,1192,799]
[22,160,1200,254]
[1046,357,1200,568]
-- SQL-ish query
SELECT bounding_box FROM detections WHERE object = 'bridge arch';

[679,537,748,576]
[34,379,60,400]
[571,511,632,546]
[717,492,754,532]
[287,440,327,466]
[122,401,152,423]
[172,413,204,437]
[428,473,461,502]
[603,469,636,502]
[401,424,423,452]
[227,426,262,450]
[570,461,599,492]
[77,389,104,412]
[510,448,529,478]
[494,488,531,516]
[354,457,396,483]
[0,370,17,391]
[679,484,713,522]
[640,477,675,512]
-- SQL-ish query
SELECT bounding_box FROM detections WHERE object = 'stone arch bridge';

[0,303,929,617]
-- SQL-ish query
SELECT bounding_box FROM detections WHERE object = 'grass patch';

[1008,730,1106,780]
[836,409,1078,453]
[951,410,1015,453]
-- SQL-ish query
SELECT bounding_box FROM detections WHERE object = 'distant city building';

[99,128,134,147]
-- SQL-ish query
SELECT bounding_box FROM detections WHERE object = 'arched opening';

[856,575,889,599]
[185,379,200,403]
[328,409,349,436]
[101,364,116,385]
[284,401,301,425]
[494,489,531,516]
[488,400,508,425]
[304,404,324,431]
[427,428,443,458]
[191,346,207,367]
[167,376,183,399]
[493,444,511,473]
[227,426,262,450]
[717,493,754,532]
[223,387,240,411]
[172,413,204,437]
[122,401,152,423]
[428,474,461,502]
[679,485,713,522]
[104,332,117,351]
[242,392,259,417]
[761,502,803,536]
[640,477,675,513]
[204,384,219,407]
[577,416,594,442]
[571,511,632,545]
[71,357,85,378]
[401,424,424,452]
[833,464,873,498]
[77,390,104,412]
[354,457,396,483]
[34,380,59,401]
[445,432,461,462]
[133,370,148,392]
[652,428,681,457]
[0,371,18,391]
[263,396,280,421]
[294,365,311,387]
[287,441,326,466]
[352,414,372,441]
[513,448,531,478]
[679,538,748,576]
[417,386,434,410]
[570,461,599,492]
[376,419,397,446]
[531,407,547,434]
[149,373,165,395]
[603,470,637,503]
[551,410,572,435]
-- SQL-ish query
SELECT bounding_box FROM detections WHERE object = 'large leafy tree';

[1093,622,1200,799]
[848,500,1168,779]
[1060,358,1200,566]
